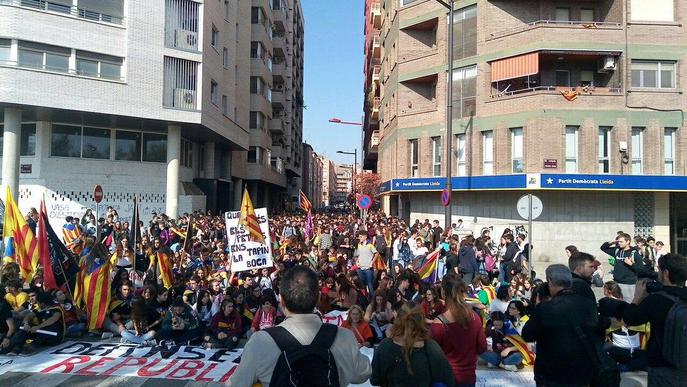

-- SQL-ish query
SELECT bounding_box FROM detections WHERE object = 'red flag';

[38,200,58,290]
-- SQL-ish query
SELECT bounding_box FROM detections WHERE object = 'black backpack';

[266,323,340,387]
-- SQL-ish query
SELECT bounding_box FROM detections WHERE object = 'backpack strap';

[311,322,338,349]
[437,314,449,326]
[265,326,302,352]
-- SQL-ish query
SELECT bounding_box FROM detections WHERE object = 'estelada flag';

[3,186,40,281]
[37,199,58,290]
[299,190,312,213]
[152,250,174,289]
[78,253,112,330]
[239,189,265,244]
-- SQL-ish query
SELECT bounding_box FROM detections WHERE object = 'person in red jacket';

[431,273,487,386]
[204,298,242,349]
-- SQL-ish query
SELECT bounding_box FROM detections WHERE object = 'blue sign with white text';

[540,174,687,191]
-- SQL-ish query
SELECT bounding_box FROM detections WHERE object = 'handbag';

[574,325,620,387]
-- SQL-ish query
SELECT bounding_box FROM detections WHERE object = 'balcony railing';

[0,59,125,81]
[491,85,622,99]
[370,3,381,29]
[371,97,380,119]
[372,65,380,82]
[488,20,621,41]
[371,130,380,148]
[0,0,125,25]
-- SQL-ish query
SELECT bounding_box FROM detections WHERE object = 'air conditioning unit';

[176,29,198,50]
[173,88,196,108]
[598,56,617,73]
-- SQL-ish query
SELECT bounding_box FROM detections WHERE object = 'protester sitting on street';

[205,298,242,349]
[193,289,214,327]
[506,300,529,335]
[481,311,524,371]
[103,282,133,338]
[248,291,277,338]
[522,264,600,387]
[420,286,446,324]
[431,273,487,386]
[159,298,200,345]
[489,285,510,314]
[623,253,687,385]
[16,292,65,353]
[120,296,158,345]
[53,289,85,338]
[598,297,648,372]
[604,281,624,300]
[0,288,22,355]
[228,266,372,387]
[4,279,29,320]
[333,273,358,311]
[371,302,455,387]
[342,304,373,348]
[365,290,393,342]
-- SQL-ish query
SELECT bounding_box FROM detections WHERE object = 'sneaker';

[144,340,157,347]
[499,363,519,372]
[486,363,496,368]
[101,332,114,340]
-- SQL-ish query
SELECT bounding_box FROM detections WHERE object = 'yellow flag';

[239,189,265,244]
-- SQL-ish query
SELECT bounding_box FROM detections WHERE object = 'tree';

[354,172,382,198]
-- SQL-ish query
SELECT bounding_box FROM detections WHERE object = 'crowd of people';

[0,206,686,387]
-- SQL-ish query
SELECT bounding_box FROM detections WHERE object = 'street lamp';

[434,0,454,231]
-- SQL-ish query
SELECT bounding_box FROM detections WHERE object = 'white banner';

[225,208,273,272]
[0,340,536,386]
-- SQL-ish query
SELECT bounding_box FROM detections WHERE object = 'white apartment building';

[0,0,301,227]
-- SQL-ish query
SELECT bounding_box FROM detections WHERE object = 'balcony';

[371,97,380,119]
[0,0,125,25]
[271,90,285,109]
[370,130,380,151]
[271,0,287,32]
[488,20,622,42]
[372,36,381,60]
[270,116,285,135]
[372,65,380,83]
[370,3,382,29]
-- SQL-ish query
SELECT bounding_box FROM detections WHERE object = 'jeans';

[358,268,374,297]
[103,318,132,336]
[158,327,200,345]
[462,271,475,286]
[121,330,156,344]
[498,262,508,283]
[480,351,524,366]
[66,322,86,337]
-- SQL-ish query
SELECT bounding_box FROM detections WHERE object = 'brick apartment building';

[366,0,687,267]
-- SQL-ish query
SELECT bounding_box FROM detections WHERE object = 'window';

[249,111,265,130]
[210,80,218,105]
[51,124,82,158]
[18,42,70,73]
[250,42,265,59]
[211,25,219,48]
[555,70,571,87]
[76,51,123,79]
[82,127,110,159]
[555,7,570,22]
[452,65,477,118]
[247,146,258,163]
[0,39,10,63]
[223,47,229,67]
[222,95,228,115]
[250,76,265,94]
[452,5,477,60]
[181,138,193,168]
[580,71,594,87]
[163,56,198,110]
[580,9,595,22]
[456,134,466,176]
[401,0,419,5]
[664,128,676,175]
[511,128,524,173]
[631,0,674,22]
[565,126,578,173]
[165,0,200,50]
[410,139,419,177]
[224,0,230,19]
[631,127,644,175]
[483,131,494,175]
[598,126,612,173]
[251,7,263,24]
[20,123,36,156]
[432,136,442,177]
[631,60,675,89]
[142,133,167,163]
[115,130,142,161]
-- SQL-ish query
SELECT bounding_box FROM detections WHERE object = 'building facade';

[301,142,323,209]
[320,156,336,206]
[334,164,353,204]
[371,0,687,268]
[363,0,382,172]
[0,0,303,229]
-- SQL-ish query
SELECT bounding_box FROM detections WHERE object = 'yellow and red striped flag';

[152,250,174,289]
[505,334,536,365]
[80,257,113,330]
[299,190,312,213]
[239,189,265,244]
[3,186,40,281]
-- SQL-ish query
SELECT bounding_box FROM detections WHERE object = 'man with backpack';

[623,253,687,386]
[228,266,371,387]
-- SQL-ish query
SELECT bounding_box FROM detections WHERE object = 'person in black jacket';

[568,252,598,302]
[459,236,479,285]
[522,264,599,387]
[601,233,655,301]
[623,253,687,386]
[499,234,519,283]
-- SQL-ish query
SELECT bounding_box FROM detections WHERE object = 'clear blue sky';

[301,0,365,166]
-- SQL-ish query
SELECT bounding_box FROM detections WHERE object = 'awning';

[491,52,539,82]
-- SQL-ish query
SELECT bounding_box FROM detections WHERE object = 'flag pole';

[44,193,74,298]
[132,195,137,274]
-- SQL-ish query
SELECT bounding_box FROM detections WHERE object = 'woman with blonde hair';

[431,273,487,386]
[342,305,374,348]
[371,302,455,387]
